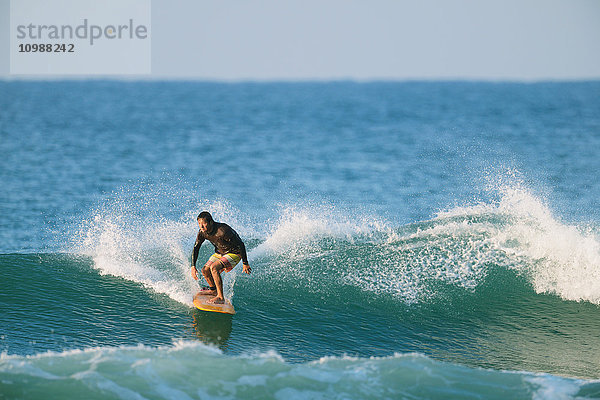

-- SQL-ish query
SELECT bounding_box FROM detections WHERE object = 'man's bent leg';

[201,264,215,287]
[208,260,226,304]
[201,257,218,295]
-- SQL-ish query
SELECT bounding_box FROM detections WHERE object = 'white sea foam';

[0,342,591,400]
[70,185,250,306]
[245,205,397,292]
[341,216,507,303]
[276,183,600,306]
[77,213,198,305]
[250,205,385,259]
[435,184,600,304]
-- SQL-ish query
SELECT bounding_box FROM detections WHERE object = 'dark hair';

[197,211,214,222]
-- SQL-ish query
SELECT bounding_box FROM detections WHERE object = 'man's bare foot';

[207,296,225,305]
[199,288,217,295]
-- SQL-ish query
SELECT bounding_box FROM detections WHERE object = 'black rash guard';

[191,222,249,267]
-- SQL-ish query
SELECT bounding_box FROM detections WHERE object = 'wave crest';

[70,181,600,307]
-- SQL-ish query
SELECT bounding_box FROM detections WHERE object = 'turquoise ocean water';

[1,81,600,399]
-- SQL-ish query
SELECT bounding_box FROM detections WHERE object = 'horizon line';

[1,75,600,84]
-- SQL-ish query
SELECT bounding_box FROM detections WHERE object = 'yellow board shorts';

[204,253,241,273]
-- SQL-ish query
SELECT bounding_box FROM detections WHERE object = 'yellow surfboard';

[193,292,236,315]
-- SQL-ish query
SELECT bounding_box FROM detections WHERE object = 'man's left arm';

[223,226,251,274]
[239,241,251,274]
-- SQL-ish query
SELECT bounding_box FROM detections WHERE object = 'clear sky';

[1,0,600,80]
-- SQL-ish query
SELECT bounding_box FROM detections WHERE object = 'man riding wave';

[191,211,251,304]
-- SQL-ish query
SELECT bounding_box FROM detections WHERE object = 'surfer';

[190,211,251,304]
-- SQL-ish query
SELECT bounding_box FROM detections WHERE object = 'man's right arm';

[190,232,205,280]
[191,232,205,267]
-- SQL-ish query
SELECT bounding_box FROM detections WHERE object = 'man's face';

[198,218,209,233]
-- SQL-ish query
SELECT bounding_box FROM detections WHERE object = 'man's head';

[197,211,215,233]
